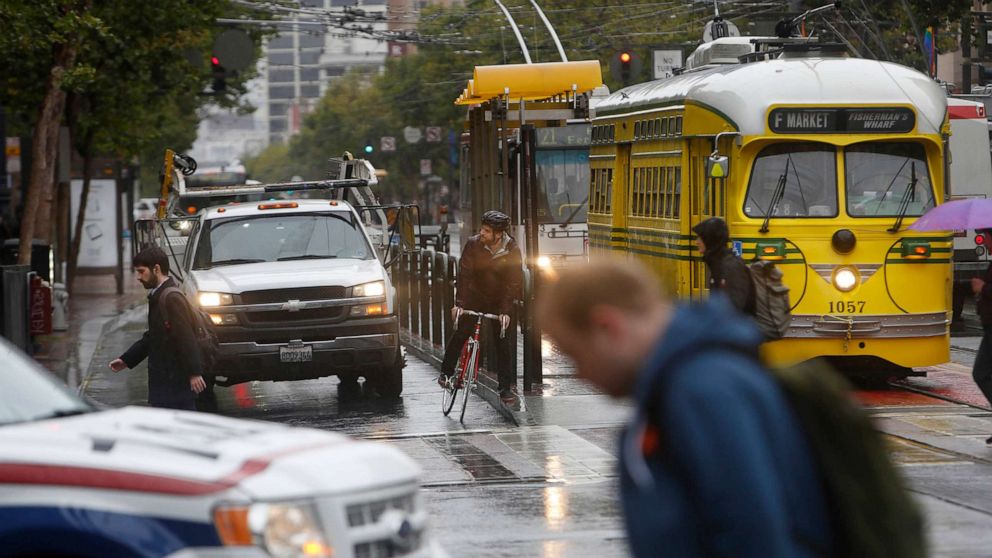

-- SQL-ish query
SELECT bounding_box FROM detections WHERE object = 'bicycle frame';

[442,310,504,422]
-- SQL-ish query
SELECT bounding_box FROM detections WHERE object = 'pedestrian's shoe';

[986,435,992,446]
[438,374,452,390]
[498,387,518,405]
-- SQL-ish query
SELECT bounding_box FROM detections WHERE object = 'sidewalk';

[33,274,145,391]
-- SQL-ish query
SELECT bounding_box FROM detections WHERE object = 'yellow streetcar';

[589,37,951,370]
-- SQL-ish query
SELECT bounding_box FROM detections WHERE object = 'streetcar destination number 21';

[829,301,866,314]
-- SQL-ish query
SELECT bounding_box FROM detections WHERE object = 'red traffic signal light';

[619,52,632,64]
[211,56,220,66]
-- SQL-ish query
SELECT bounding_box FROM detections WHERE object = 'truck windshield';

[744,142,838,218]
[193,212,373,269]
[845,142,935,217]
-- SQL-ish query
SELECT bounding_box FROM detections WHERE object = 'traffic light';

[610,50,640,86]
[363,139,374,154]
[210,55,226,93]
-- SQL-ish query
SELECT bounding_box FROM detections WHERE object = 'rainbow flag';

[923,26,936,78]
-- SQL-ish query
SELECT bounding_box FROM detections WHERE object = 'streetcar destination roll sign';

[768,107,915,134]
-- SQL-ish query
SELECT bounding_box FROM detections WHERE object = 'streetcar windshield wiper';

[888,162,918,233]
[871,156,913,216]
[560,194,589,228]
[760,156,792,233]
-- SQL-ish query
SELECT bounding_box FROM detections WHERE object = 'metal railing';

[393,249,541,392]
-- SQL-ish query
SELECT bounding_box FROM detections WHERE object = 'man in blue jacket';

[536,259,833,557]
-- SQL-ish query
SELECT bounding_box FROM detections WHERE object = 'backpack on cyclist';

[748,259,791,340]
[769,359,927,558]
[159,286,219,373]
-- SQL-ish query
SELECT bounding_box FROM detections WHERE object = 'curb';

[77,302,147,396]
[401,332,529,427]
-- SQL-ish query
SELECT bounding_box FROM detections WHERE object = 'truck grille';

[245,307,345,323]
[240,286,346,304]
[346,491,424,558]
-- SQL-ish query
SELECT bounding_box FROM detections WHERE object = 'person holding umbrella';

[911,201,992,438]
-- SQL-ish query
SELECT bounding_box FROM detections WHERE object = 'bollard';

[52,283,69,332]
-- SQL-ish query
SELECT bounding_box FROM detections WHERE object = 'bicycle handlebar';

[456,309,507,338]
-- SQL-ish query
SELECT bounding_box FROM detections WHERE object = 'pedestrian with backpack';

[537,258,833,557]
[693,216,755,315]
[109,246,206,410]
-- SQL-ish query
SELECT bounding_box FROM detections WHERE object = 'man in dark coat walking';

[109,247,206,410]
[693,216,755,315]
[440,210,523,404]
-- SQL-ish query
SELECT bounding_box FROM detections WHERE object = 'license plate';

[280,345,313,363]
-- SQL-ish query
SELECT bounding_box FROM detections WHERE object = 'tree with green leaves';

[0,0,264,280]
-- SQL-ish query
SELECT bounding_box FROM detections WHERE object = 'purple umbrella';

[908,198,992,231]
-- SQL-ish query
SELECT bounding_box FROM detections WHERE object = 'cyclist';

[439,210,523,404]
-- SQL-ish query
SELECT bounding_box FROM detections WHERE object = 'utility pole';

[963,15,972,93]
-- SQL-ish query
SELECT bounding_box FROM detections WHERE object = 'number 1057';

[829,300,866,314]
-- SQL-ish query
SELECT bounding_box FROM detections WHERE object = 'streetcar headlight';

[832,268,858,292]
[536,255,552,269]
[213,501,333,557]
[353,280,385,297]
[198,292,234,307]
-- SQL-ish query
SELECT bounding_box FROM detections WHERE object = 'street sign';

[6,137,20,173]
[652,49,683,79]
[426,126,442,143]
[420,159,432,176]
[381,136,396,152]
[403,126,423,144]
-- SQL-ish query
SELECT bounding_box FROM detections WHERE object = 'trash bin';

[52,282,69,332]
[2,239,51,283]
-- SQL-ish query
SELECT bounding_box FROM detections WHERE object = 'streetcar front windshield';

[744,142,838,218]
[193,212,372,269]
[536,149,589,224]
[845,142,935,217]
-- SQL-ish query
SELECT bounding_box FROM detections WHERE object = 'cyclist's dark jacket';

[693,217,755,315]
[456,234,523,315]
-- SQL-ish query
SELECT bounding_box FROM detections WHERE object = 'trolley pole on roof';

[493,0,532,64]
[529,0,567,62]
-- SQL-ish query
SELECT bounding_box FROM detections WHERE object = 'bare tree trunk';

[67,137,93,293]
[17,43,78,265]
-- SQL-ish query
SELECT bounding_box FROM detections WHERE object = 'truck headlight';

[198,292,234,307]
[354,281,385,297]
[214,501,333,558]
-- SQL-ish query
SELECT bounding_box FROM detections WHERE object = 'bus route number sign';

[536,125,591,148]
[768,107,915,134]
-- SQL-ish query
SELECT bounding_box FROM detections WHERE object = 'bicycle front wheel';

[442,340,470,416]
[459,347,478,423]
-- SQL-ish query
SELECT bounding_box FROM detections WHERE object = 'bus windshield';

[535,149,590,224]
[193,212,372,269]
[744,142,838,218]
[845,142,935,217]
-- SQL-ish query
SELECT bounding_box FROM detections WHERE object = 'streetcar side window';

[744,142,838,218]
[844,142,935,217]
[672,168,682,219]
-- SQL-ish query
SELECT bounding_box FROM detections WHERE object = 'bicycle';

[441,310,507,422]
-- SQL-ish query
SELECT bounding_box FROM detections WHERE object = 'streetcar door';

[688,139,727,302]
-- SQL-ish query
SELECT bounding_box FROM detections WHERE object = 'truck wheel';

[374,350,405,399]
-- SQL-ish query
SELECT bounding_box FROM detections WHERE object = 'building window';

[269,86,295,100]
[268,69,294,83]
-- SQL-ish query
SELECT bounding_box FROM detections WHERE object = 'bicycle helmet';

[481,210,511,232]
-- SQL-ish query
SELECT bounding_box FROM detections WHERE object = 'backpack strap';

[157,286,187,331]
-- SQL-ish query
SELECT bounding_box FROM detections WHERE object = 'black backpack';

[158,286,219,373]
[748,260,791,340]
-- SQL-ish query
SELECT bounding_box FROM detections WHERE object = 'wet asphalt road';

[203,352,629,558]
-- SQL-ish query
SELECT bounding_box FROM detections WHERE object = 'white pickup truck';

[0,338,443,557]
[175,198,404,396]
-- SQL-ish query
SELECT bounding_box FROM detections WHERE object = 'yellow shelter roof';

[455,60,603,105]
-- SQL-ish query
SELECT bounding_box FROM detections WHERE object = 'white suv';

[0,338,441,557]
[176,198,403,396]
